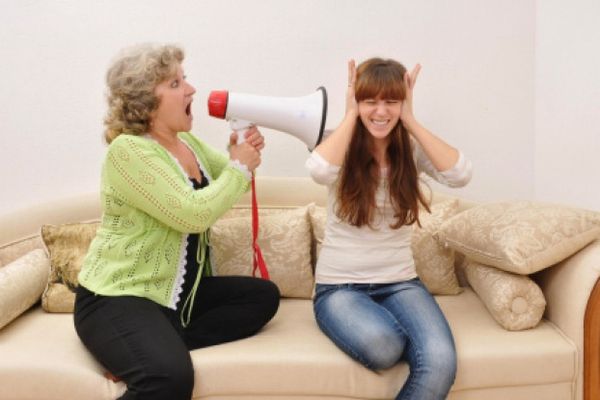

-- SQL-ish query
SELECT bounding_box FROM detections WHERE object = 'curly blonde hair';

[104,44,184,144]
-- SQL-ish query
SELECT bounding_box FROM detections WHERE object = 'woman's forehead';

[358,85,404,100]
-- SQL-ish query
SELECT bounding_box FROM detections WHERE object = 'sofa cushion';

[436,201,600,274]
[412,199,462,295]
[0,308,126,400]
[307,204,326,267]
[0,292,576,400]
[464,259,546,331]
[211,206,314,298]
[40,221,100,313]
[309,201,463,295]
[0,249,50,329]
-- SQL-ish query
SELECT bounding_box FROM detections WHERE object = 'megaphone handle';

[251,174,270,280]
[227,116,268,278]
[229,119,253,141]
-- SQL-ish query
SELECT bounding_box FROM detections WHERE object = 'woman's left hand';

[243,126,265,152]
[400,64,422,128]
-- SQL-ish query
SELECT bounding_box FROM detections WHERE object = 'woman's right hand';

[345,59,358,118]
[228,132,261,172]
[311,59,359,166]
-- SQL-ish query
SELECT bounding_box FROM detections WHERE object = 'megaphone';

[207,87,328,150]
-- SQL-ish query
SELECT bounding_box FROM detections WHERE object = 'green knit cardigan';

[78,132,250,325]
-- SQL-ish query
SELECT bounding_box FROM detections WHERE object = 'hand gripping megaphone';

[207,87,328,150]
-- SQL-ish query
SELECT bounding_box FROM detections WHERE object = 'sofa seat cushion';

[0,308,125,400]
[443,290,575,392]
[0,289,576,400]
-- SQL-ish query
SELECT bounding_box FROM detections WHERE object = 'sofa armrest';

[534,239,600,400]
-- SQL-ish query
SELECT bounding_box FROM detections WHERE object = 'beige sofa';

[1,176,600,400]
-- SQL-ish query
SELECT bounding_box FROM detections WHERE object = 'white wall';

[535,0,600,211]
[0,0,565,216]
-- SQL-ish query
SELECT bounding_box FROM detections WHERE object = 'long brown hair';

[336,58,430,229]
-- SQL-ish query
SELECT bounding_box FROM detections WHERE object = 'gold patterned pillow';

[0,249,50,329]
[307,204,327,269]
[436,201,600,274]
[464,259,546,331]
[412,199,462,295]
[41,221,100,312]
[211,205,314,298]
[221,207,295,220]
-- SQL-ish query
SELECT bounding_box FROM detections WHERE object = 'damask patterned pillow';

[412,199,462,295]
[307,204,327,268]
[220,207,294,220]
[0,249,50,329]
[464,259,546,331]
[436,201,600,274]
[211,205,314,298]
[41,221,100,312]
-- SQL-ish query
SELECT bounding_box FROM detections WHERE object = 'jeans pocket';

[314,284,338,299]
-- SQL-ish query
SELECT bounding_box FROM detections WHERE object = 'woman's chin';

[369,129,392,140]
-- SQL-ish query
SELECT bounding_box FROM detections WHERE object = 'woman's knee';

[361,335,404,370]
[260,279,280,317]
[128,355,194,400]
[415,340,457,389]
[314,288,406,370]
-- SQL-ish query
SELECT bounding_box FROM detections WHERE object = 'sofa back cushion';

[212,205,315,298]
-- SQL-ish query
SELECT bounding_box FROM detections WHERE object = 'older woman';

[74,44,280,400]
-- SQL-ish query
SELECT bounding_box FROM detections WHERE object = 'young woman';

[306,58,472,400]
[74,44,279,400]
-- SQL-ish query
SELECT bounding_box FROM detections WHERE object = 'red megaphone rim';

[207,90,229,119]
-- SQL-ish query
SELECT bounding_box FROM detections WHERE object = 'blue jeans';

[313,278,456,400]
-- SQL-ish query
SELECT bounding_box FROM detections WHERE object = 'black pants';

[74,276,280,400]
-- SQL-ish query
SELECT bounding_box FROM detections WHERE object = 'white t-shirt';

[305,143,472,285]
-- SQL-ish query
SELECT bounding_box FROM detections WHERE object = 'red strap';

[251,175,270,280]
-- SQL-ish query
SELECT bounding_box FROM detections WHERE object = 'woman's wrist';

[344,109,359,121]
[228,159,252,180]
[402,116,421,136]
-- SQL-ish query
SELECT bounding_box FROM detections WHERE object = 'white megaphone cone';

[207,87,328,150]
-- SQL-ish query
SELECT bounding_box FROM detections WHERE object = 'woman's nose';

[186,82,196,95]
[374,101,387,114]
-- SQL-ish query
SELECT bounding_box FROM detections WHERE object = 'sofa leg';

[584,277,600,400]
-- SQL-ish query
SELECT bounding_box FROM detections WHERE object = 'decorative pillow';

[0,249,50,329]
[436,201,600,275]
[308,204,327,268]
[412,199,463,295]
[0,236,44,267]
[41,221,100,312]
[220,207,293,220]
[465,259,546,331]
[211,205,314,298]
